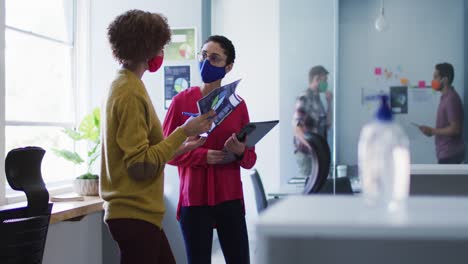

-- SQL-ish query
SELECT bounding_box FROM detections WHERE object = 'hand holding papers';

[197,79,243,134]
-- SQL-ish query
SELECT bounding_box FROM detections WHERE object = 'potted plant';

[53,108,101,196]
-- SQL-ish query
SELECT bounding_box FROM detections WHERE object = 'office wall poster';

[166,28,197,60]
[164,66,190,109]
[390,86,408,114]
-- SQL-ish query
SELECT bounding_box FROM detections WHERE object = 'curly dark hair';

[107,10,171,64]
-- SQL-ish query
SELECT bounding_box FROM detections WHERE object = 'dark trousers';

[106,218,176,264]
[179,199,250,264]
[438,151,465,164]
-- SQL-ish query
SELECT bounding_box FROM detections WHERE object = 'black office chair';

[250,169,268,213]
[250,169,279,214]
[302,133,331,194]
[0,147,53,264]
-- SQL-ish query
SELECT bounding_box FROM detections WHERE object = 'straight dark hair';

[309,65,329,83]
[436,62,455,85]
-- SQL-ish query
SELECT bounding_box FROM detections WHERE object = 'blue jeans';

[179,199,250,264]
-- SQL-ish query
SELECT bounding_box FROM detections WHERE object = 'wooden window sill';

[0,195,104,224]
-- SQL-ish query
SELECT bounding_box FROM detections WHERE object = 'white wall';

[337,0,465,165]
[89,1,204,263]
[279,0,337,184]
[0,0,6,205]
[464,1,468,161]
[89,0,204,111]
[212,0,338,190]
[43,212,102,264]
[211,0,281,224]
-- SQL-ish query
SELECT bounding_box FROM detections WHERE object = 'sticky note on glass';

[418,81,426,88]
[400,78,409,85]
[374,67,382,76]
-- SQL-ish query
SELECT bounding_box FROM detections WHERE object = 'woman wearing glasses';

[163,35,256,264]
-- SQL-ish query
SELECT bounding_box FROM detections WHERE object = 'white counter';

[411,164,468,175]
[256,196,468,264]
[409,165,468,196]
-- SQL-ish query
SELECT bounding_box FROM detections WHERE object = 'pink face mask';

[148,54,164,72]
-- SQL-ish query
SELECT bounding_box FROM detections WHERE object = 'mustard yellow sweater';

[101,69,187,228]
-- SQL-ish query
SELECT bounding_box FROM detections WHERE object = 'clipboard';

[242,120,279,147]
[222,120,279,163]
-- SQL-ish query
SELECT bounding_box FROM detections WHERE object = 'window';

[1,0,89,202]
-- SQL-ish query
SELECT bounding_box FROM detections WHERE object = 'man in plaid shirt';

[293,65,333,177]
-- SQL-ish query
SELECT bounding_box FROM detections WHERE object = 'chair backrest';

[5,147,49,215]
[250,169,268,213]
[0,147,52,264]
[302,133,331,194]
[0,205,53,264]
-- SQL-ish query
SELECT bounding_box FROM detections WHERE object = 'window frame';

[0,0,91,205]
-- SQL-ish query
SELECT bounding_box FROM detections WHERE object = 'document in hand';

[197,79,243,134]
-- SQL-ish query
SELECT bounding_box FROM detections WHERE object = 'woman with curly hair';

[101,10,214,264]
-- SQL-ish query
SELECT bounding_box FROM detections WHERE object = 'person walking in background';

[418,62,465,164]
[293,65,333,178]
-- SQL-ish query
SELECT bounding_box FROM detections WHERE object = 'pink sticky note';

[418,81,426,88]
[374,67,382,76]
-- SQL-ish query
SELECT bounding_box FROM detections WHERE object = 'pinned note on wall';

[374,67,382,76]
[396,65,403,73]
[390,86,408,114]
[418,81,426,88]
[400,78,409,86]
[384,68,393,79]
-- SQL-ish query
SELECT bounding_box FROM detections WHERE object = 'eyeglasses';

[198,51,226,65]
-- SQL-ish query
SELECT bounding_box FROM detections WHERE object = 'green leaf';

[93,108,101,130]
[52,149,84,164]
[79,112,99,142]
[53,107,101,170]
[87,142,99,157]
[88,151,100,168]
[77,173,98,180]
[63,128,83,141]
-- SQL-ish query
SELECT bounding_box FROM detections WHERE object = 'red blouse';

[162,87,256,220]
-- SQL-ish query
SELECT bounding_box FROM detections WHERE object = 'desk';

[267,184,304,198]
[410,164,468,175]
[287,177,307,185]
[49,196,103,224]
[272,176,362,197]
[0,195,103,224]
[339,164,468,176]
[256,196,468,264]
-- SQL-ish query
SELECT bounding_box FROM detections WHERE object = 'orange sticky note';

[400,78,409,85]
